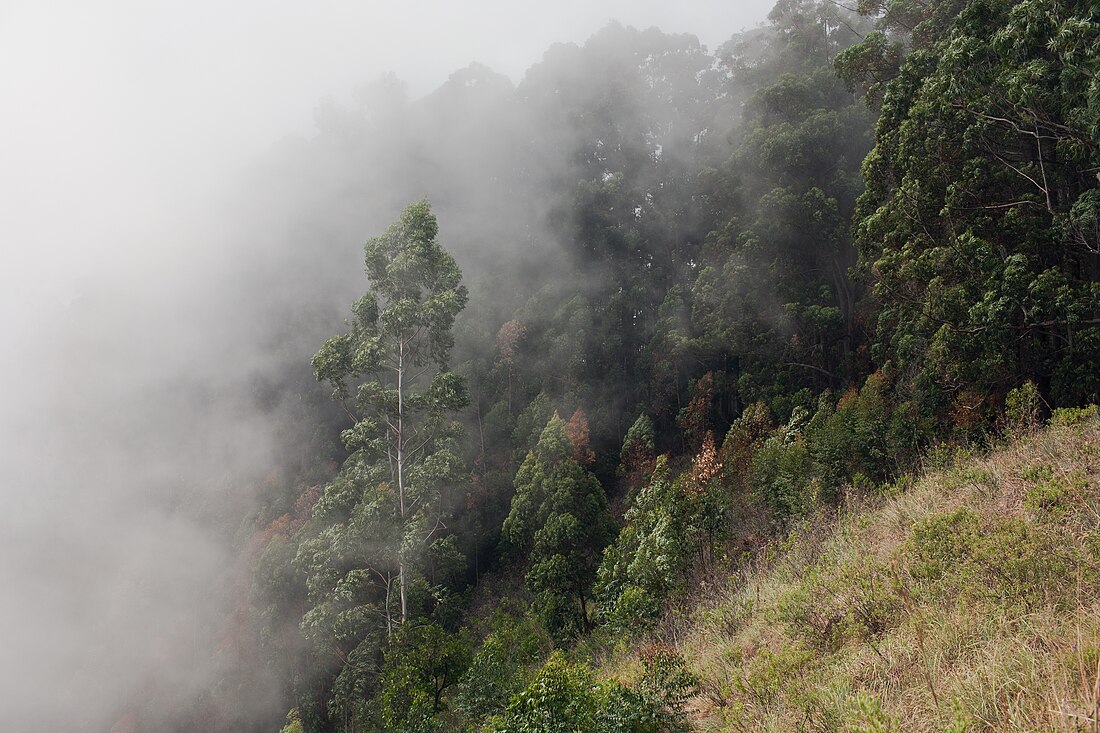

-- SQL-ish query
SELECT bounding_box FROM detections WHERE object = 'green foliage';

[491,653,610,733]
[297,202,471,729]
[905,508,1082,608]
[280,709,305,733]
[1021,466,1087,519]
[733,643,816,708]
[327,638,382,731]
[634,645,698,733]
[1050,404,1100,428]
[598,431,729,631]
[503,414,615,636]
[844,691,898,733]
[751,408,816,520]
[805,371,899,500]
[691,33,871,410]
[776,555,901,651]
[454,609,552,723]
[379,623,472,733]
[490,651,690,733]
[834,31,903,103]
[853,0,1100,420]
[596,457,684,630]
[618,414,656,484]
[1004,380,1042,435]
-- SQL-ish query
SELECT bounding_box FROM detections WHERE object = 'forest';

[117,0,1100,731]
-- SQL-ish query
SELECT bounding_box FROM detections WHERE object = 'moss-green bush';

[489,651,691,733]
[454,610,551,723]
[776,557,901,652]
[905,509,1078,608]
[1050,404,1100,427]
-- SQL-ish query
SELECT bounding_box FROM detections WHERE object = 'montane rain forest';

[7,1,1100,732]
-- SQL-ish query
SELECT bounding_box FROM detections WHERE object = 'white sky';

[0,0,774,326]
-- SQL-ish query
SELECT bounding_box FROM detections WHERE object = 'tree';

[307,200,468,645]
[851,0,1100,417]
[596,456,682,630]
[690,5,873,419]
[618,413,656,486]
[378,623,471,733]
[502,413,614,635]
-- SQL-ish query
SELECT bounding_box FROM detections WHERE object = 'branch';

[423,516,448,543]
[969,200,1046,210]
[987,150,1052,212]
[339,397,360,424]
[783,362,838,380]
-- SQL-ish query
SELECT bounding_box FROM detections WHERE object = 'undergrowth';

[605,411,1100,732]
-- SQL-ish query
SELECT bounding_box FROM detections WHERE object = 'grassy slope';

[602,412,1100,732]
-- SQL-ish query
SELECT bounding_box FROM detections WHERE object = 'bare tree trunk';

[577,582,590,633]
[397,340,408,625]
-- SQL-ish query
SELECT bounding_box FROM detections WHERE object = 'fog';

[0,2,774,730]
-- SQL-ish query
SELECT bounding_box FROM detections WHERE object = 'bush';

[777,556,901,652]
[455,610,551,722]
[603,585,662,633]
[1003,381,1042,435]
[1050,404,1100,428]
[1022,468,1086,519]
[733,644,814,708]
[379,623,472,733]
[844,691,898,732]
[279,709,304,733]
[491,653,637,733]
[489,648,697,733]
[634,645,698,733]
[595,457,685,631]
[750,409,814,521]
[906,509,983,583]
[905,509,1078,608]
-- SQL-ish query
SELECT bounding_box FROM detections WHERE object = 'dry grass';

[602,416,1100,732]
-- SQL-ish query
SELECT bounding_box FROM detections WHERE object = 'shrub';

[1021,468,1086,519]
[844,691,898,732]
[1003,381,1042,435]
[454,610,551,722]
[379,623,472,733]
[491,653,645,733]
[604,585,662,633]
[279,709,304,733]
[734,644,814,708]
[634,645,698,733]
[1050,404,1100,427]
[776,557,901,652]
[619,414,657,485]
[750,409,815,521]
[906,510,1077,608]
[906,509,983,583]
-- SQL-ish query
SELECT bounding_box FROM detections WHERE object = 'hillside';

[591,408,1100,732]
[209,1,1099,731]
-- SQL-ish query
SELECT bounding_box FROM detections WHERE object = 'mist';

[0,2,775,731]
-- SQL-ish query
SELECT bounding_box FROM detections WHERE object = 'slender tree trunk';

[577,582,590,633]
[397,340,408,624]
[383,571,394,638]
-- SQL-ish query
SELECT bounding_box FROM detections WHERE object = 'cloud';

[0,2,776,729]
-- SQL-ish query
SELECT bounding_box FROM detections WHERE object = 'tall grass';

[602,412,1100,732]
